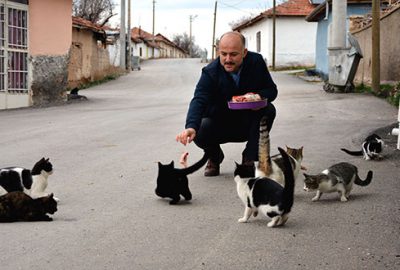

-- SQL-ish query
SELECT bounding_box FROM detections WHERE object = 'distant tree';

[173,33,203,57]
[72,0,117,26]
[229,15,253,30]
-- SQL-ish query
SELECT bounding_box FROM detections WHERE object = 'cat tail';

[258,116,272,175]
[340,148,363,156]
[278,147,295,214]
[179,152,209,175]
[354,170,373,186]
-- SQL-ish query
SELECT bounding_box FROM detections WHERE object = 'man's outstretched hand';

[176,128,196,146]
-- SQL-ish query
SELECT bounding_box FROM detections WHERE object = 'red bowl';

[228,99,268,110]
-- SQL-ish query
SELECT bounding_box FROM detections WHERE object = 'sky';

[110,0,279,55]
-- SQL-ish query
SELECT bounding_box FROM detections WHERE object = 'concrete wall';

[353,7,400,84]
[68,27,113,89]
[314,4,373,79]
[29,0,72,105]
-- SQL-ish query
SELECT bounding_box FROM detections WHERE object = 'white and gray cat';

[341,133,384,160]
[0,158,58,201]
[303,162,373,202]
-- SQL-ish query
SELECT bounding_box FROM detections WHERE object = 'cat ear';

[45,158,50,162]
[170,161,174,166]
[49,193,54,198]
[303,173,308,178]
[158,162,162,167]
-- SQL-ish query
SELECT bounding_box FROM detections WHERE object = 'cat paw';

[311,197,319,202]
[340,197,348,202]
[238,217,248,223]
[278,215,289,226]
[267,220,277,227]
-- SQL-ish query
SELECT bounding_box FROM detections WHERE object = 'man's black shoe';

[204,159,220,176]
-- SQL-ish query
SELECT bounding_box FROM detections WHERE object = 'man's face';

[219,34,247,73]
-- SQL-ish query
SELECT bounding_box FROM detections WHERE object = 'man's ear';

[243,48,248,58]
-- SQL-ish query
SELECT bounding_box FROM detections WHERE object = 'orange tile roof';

[263,0,316,17]
[72,16,104,33]
[131,27,154,40]
[233,0,316,31]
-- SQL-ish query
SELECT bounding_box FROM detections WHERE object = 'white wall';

[240,17,317,68]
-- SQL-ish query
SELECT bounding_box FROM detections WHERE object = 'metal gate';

[0,0,29,109]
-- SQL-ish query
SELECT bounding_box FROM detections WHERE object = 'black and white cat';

[0,191,57,222]
[0,158,57,201]
[234,147,295,227]
[255,116,304,186]
[155,152,208,205]
[341,133,384,160]
[303,162,373,202]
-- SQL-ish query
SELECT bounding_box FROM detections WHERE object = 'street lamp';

[189,14,198,57]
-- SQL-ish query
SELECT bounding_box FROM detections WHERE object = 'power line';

[218,1,255,15]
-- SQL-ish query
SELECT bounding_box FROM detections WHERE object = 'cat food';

[231,92,260,102]
[228,92,267,110]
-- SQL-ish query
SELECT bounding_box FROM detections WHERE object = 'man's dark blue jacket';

[185,51,277,131]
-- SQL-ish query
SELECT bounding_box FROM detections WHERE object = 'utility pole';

[127,0,131,71]
[371,0,380,93]
[120,0,126,70]
[152,0,156,58]
[272,0,276,70]
[212,1,217,60]
[189,15,198,57]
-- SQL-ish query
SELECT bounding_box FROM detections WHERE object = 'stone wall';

[30,54,69,105]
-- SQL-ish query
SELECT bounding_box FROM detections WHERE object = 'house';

[68,16,114,89]
[131,27,161,60]
[232,0,318,68]
[305,0,389,80]
[155,33,188,58]
[0,0,72,110]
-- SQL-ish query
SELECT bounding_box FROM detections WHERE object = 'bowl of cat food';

[228,92,267,110]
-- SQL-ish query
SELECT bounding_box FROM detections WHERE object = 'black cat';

[155,152,208,204]
[0,191,57,222]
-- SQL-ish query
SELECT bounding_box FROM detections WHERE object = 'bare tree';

[173,33,191,52]
[72,0,117,26]
[229,15,254,30]
[172,33,203,57]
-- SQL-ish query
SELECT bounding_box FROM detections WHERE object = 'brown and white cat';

[255,117,304,186]
[0,191,57,222]
[303,162,373,202]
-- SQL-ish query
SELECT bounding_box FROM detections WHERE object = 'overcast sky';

[111,0,279,55]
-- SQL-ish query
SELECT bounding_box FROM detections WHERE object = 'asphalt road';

[0,58,399,270]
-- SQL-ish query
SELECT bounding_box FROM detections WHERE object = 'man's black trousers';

[193,103,276,162]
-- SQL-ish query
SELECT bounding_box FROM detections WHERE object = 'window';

[256,31,261,53]
[0,1,28,93]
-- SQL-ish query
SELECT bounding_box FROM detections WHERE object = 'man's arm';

[255,54,277,102]
[185,70,214,132]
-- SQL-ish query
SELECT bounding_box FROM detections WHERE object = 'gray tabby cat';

[256,117,304,186]
[303,162,373,202]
